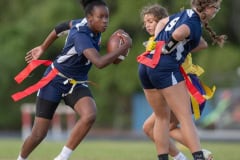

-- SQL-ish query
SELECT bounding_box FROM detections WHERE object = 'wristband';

[162,36,179,54]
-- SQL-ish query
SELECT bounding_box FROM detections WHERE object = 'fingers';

[25,53,33,63]
[113,29,124,35]
[117,32,130,38]
[24,47,42,63]
[25,49,35,63]
[117,32,132,47]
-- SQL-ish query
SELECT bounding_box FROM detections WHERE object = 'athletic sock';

[55,146,73,160]
[158,153,169,160]
[173,152,188,160]
[192,150,204,160]
[17,155,27,160]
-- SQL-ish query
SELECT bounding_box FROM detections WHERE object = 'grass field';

[0,138,240,160]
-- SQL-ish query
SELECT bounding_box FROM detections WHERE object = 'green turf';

[0,138,239,160]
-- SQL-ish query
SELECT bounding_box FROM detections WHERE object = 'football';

[107,29,130,64]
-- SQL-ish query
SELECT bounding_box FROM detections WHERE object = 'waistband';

[51,63,90,96]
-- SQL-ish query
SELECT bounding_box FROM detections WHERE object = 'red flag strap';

[180,66,205,104]
[14,60,52,84]
[137,41,165,68]
[11,68,59,102]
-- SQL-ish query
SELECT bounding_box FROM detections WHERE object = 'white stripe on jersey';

[175,39,189,61]
[187,9,195,17]
[75,18,87,31]
[57,47,78,63]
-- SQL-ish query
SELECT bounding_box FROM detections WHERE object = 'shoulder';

[185,9,196,18]
[168,11,181,21]
[185,9,201,23]
[71,18,88,28]
[70,18,90,35]
[181,9,201,29]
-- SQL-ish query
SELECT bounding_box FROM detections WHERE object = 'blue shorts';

[138,64,184,89]
[36,75,93,119]
[37,74,92,103]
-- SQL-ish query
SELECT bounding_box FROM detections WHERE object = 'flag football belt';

[137,41,165,68]
[180,66,207,120]
[12,60,95,102]
[50,63,95,97]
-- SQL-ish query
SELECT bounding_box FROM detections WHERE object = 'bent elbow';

[203,41,208,49]
[94,62,107,69]
[199,41,208,50]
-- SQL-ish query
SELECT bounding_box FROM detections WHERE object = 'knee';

[81,112,96,125]
[142,121,152,136]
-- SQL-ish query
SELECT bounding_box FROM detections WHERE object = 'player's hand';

[117,31,132,48]
[117,32,132,56]
[25,46,44,63]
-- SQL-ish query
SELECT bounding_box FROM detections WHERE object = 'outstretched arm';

[25,21,71,63]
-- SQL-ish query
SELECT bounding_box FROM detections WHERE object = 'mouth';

[103,25,108,29]
[101,25,108,32]
[147,29,154,35]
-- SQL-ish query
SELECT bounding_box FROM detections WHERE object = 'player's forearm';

[40,21,71,51]
[172,24,190,41]
[191,37,208,52]
[162,24,190,54]
[40,30,58,51]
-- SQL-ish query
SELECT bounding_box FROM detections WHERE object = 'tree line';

[0,0,239,130]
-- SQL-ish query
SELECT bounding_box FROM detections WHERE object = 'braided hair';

[80,0,107,15]
[191,0,227,47]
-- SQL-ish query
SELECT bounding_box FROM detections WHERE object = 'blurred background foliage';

[0,0,239,130]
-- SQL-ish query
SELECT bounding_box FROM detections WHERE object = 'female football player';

[140,4,215,160]
[16,0,132,160]
[138,0,226,159]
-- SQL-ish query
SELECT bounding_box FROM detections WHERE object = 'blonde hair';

[191,0,227,47]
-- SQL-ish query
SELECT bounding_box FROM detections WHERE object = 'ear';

[87,14,93,23]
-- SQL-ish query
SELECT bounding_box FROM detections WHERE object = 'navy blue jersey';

[52,18,101,81]
[155,9,202,68]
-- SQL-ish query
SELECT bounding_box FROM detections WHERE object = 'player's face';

[143,14,158,36]
[88,5,109,33]
[205,2,221,20]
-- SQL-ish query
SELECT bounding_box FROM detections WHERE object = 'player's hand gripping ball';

[107,29,132,64]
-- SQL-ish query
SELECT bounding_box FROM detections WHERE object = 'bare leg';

[142,113,155,141]
[143,113,183,157]
[143,89,170,155]
[162,81,201,153]
[20,117,51,158]
[169,113,186,146]
[170,128,186,146]
[65,96,97,150]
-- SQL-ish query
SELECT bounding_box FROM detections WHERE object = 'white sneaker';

[54,155,67,160]
[202,149,213,160]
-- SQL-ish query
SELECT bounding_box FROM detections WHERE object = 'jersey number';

[165,17,180,31]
